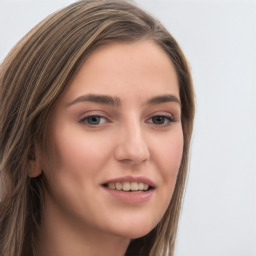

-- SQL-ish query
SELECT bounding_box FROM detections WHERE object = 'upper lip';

[102,175,156,188]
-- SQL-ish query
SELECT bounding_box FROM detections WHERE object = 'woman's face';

[39,40,183,240]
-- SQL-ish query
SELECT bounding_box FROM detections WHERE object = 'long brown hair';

[0,1,195,255]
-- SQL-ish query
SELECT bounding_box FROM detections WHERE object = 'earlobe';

[27,146,43,178]
[28,159,42,178]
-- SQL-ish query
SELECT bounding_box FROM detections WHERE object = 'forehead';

[62,40,179,103]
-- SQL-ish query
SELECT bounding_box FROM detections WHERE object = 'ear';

[28,159,42,178]
[28,146,42,178]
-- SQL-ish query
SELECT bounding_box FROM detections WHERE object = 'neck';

[37,193,130,256]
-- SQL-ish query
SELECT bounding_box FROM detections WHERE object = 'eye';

[80,115,107,125]
[149,115,174,125]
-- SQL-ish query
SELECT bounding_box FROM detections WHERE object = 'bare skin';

[35,40,183,256]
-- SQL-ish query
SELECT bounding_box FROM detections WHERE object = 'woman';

[0,0,195,255]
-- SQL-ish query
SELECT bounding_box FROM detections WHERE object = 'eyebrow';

[67,93,181,107]
[146,94,181,106]
[67,94,121,107]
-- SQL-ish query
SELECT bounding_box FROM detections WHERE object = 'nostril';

[113,134,150,164]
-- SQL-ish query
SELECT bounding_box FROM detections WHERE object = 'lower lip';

[103,187,154,204]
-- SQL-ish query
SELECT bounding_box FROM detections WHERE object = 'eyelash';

[79,113,175,127]
[147,114,175,126]
[79,115,107,126]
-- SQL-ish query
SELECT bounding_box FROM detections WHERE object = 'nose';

[113,121,150,165]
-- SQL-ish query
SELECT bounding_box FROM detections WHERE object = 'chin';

[110,219,158,240]
[127,228,154,239]
[102,205,167,240]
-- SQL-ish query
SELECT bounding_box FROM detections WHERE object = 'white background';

[0,0,255,255]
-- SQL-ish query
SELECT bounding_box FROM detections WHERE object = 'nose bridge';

[114,115,150,164]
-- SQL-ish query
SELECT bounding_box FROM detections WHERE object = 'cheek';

[51,127,111,175]
[40,128,113,213]
[154,129,184,177]
[40,128,104,197]
[152,128,184,204]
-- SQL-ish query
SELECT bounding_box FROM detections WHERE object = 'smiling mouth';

[103,182,152,192]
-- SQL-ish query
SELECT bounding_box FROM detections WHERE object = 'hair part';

[0,1,195,255]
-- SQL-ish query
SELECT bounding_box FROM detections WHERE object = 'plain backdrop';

[0,0,255,256]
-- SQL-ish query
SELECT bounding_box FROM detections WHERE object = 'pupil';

[88,116,100,125]
[153,116,165,124]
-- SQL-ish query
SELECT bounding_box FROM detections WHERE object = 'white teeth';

[130,182,139,191]
[108,183,115,189]
[138,182,144,190]
[122,182,130,191]
[143,184,149,191]
[116,182,122,190]
[107,181,150,191]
